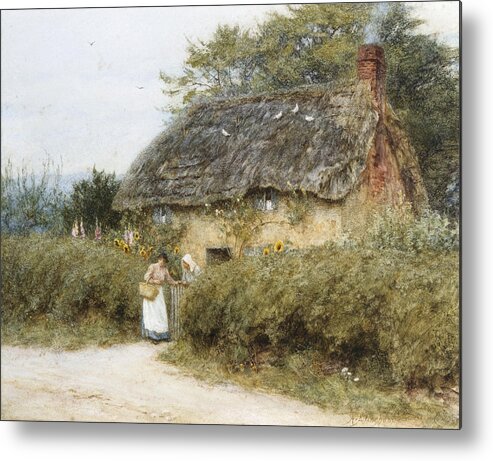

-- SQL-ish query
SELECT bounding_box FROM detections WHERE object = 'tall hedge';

[180,247,459,388]
[1,236,148,330]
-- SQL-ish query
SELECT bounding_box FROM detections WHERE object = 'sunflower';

[263,247,270,256]
[134,231,140,241]
[139,248,146,257]
[174,246,180,254]
[274,240,284,252]
[114,238,119,247]
[123,244,130,254]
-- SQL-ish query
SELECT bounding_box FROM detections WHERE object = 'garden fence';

[169,285,184,340]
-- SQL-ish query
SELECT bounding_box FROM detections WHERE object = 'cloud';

[1,5,288,174]
[408,1,460,46]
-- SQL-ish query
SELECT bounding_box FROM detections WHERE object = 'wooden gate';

[169,285,185,340]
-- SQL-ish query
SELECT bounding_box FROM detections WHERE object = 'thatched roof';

[114,80,380,210]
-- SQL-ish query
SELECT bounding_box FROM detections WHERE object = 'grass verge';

[159,341,459,429]
[1,319,140,351]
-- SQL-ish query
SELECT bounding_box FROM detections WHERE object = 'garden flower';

[123,244,130,254]
[114,238,119,247]
[71,220,79,238]
[94,219,102,241]
[274,240,284,252]
[263,247,270,256]
[139,248,146,257]
[79,219,86,238]
[134,231,140,241]
[174,246,180,254]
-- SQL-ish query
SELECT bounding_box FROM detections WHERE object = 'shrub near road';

[1,236,147,348]
[178,246,459,390]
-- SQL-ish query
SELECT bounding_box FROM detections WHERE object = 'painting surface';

[1,1,460,428]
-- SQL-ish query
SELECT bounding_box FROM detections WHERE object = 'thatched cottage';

[114,45,428,265]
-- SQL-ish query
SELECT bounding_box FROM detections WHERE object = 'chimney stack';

[357,44,388,199]
[357,44,386,114]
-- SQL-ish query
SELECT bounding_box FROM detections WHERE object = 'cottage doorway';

[206,247,232,265]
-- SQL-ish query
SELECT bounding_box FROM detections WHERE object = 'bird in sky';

[291,103,299,114]
[305,115,315,122]
[221,128,231,137]
[88,41,96,46]
[273,110,283,120]
[136,86,144,90]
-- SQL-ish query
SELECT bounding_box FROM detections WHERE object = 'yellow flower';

[263,247,270,256]
[114,238,119,247]
[274,240,284,252]
[174,246,180,254]
[134,231,140,241]
[123,244,130,254]
[139,248,146,257]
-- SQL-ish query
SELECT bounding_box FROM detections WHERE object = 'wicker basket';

[139,282,159,301]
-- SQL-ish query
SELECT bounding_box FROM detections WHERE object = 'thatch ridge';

[114,80,379,210]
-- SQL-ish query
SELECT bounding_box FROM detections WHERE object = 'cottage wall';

[167,195,371,267]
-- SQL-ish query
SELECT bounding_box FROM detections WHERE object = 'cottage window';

[255,188,277,212]
[206,247,232,265]
[153,206,173,225]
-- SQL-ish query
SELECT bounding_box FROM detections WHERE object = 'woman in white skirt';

[142,252,180,343]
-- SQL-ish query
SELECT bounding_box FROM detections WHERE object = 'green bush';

[179,246,459,388]
[364,205,459,252]
[62,167,122,235]
[1,235,151,346]
[1,158,65,236]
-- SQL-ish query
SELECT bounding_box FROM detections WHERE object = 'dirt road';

[1,342,360,426]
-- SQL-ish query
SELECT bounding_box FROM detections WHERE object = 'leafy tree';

[160,3,374,105]
[160,24,260,109]
[376,3,459,217]
[254,3,373,90]
[63,167,122,234]
[1,157,65,235]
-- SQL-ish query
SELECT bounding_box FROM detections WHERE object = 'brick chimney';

[357,44,386,114]
[357,44,388,198]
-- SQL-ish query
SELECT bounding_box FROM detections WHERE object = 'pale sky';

[1,1,460,176]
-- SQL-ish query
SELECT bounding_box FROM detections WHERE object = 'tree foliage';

[376,3,460,217]
[255,3,372,90]
[1,158,65,235]
[160,3,373,106]
[63,167,122,234]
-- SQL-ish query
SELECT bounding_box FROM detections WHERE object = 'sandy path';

[1,342,357,426]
